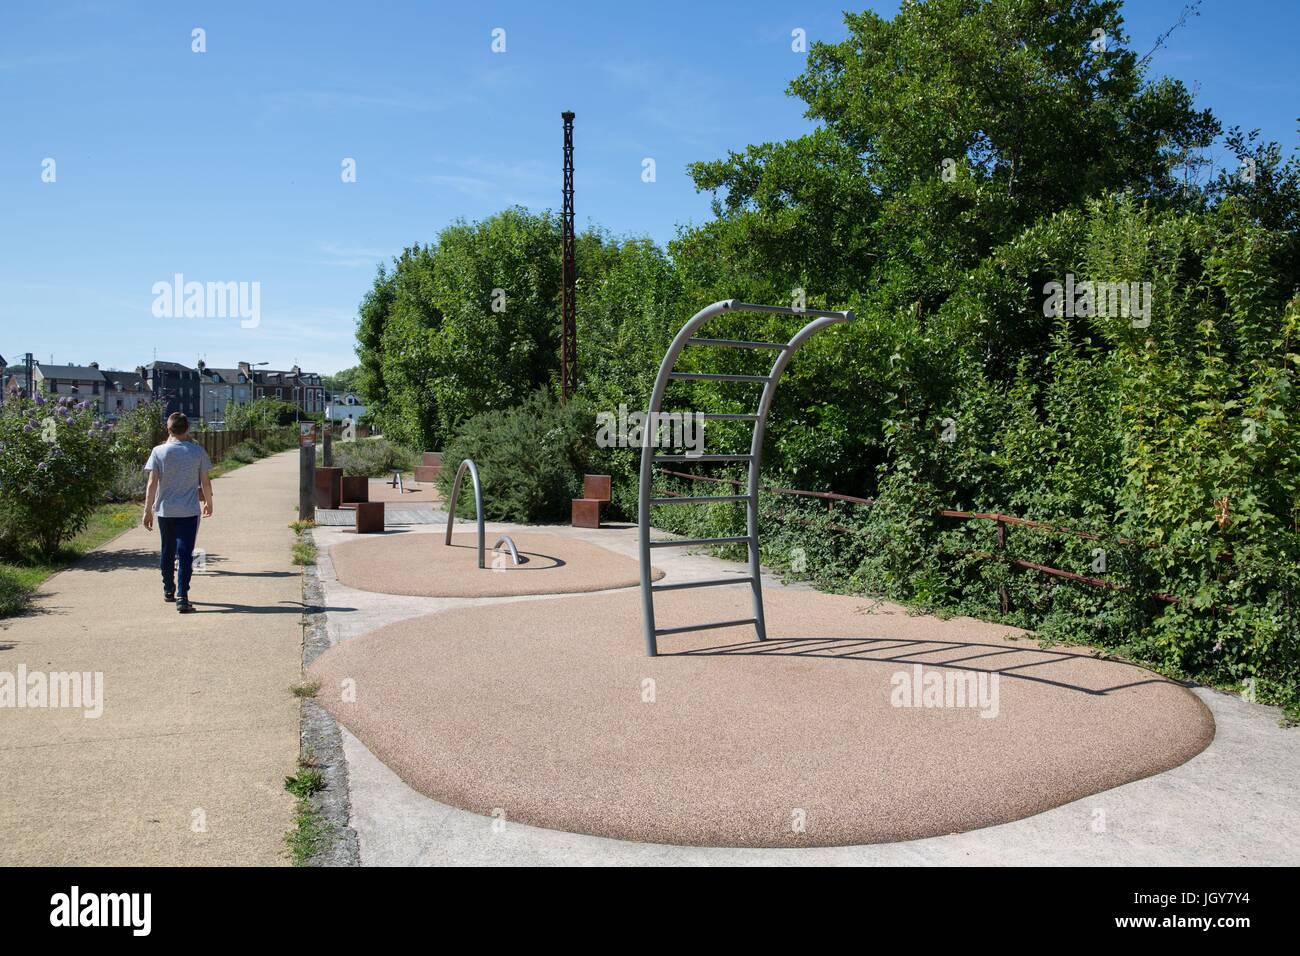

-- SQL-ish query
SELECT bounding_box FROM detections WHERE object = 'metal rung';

[670,372,772,383]
[648,494,751,505]
[649,535,752,548]
[687,338,788,350]
[652,576,754,592]
[653,453,753,462]
[727,301,854,320]
[655,618,758,636]
[700,413,759,421]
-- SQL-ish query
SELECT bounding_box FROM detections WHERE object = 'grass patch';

[282,759,332,866]
[0,568,33,617]
[289,679,321,699]
[289,518,316,566]
[0,501,141,619]
[209,446,263,478]
[284,764,326,799]
[284,799,333,865]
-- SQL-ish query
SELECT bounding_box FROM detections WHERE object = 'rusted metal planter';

[355,501,385,534]
[340,475,369,505]
[313,467,342,510]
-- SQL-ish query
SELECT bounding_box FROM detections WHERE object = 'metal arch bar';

[492,534,523,565]
[636,300,855,656]
[730,302,853,320]
[639,301,733,656]
[444,458,487,569]
[744,313,853,643]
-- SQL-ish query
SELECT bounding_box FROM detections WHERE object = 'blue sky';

[1,0,1297,377]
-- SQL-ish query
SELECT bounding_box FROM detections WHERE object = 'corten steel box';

[355,501,385,534]
[572,498,601,529]
[583,474,611,502]
[340,475,369,505]
[313,467,342,510]
[422,451,443,468]
[414,465,440,483]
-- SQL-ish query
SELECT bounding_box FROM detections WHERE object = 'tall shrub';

[0,396,117,556]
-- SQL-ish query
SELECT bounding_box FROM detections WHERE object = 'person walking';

[142,412,213,613]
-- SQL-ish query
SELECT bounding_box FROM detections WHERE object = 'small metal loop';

[492,535,525,566]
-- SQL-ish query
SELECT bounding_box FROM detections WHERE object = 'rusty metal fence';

[193,429,265,465]
[654,466,1193,610]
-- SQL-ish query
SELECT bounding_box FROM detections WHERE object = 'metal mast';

[560,111,577,401]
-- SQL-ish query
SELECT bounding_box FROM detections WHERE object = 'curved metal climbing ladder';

[638,300,854,656]
[444,458,521,569]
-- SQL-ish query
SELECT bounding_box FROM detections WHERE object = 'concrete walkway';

[0,450,303,866]
[311,518,1300,866]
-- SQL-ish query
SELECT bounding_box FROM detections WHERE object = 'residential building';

[142,361,201,419]
[32,361,107,411]
[198,361,253,424]
[246,363,326,415]
[99,369,153,420]
[325,392,368,424]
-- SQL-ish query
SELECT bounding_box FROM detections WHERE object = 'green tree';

[357,208,563,449]
[669,0,1221,492]
[322,366,365,400]
[224,397,300,430]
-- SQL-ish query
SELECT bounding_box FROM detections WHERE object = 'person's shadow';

[188,600,356,615]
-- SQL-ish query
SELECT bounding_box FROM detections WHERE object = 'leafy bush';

[437,390,595,523]
[324,437,418,477]
[103,460,148,503]
[225,443,259,464]
[0,567,32,616]
[0,396,117,556]
[109,401,164,466]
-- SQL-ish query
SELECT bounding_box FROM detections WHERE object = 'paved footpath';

[0,451,303,865]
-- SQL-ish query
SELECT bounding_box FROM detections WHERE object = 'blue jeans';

[159,515,200,598]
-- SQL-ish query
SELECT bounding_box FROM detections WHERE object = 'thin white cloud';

[414,156,552,209]
[314,242,395,269]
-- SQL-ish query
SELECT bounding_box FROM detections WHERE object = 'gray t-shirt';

[144,440,212,518]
